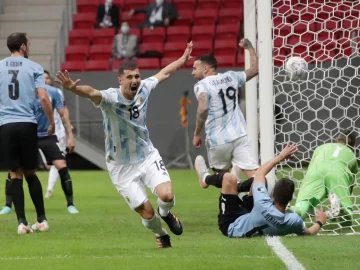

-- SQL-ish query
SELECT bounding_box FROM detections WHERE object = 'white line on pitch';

[266,236,305,270]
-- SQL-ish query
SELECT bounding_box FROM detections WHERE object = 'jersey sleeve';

[289,214,306,235]
[34,64,46,89]
[57,89,65,105]
[194,82,209,99]
[53,89,64,111]
[226,71,247,88]
[95,89,116,110]
[141,76,159,96]
[252,182,272,208]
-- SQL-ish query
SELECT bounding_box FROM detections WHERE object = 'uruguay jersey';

[228,183,305,237]
[0,56,46,126]
[54,88,66,138]
[34,85,64,137]
[194,71,247,146]
[96,77,159,164]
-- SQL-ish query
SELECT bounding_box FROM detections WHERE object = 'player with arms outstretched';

[195,143,327,237]
[55,42,193,248]
[291,130,358,223]
[0,32,54,233]
[192,38,259,181]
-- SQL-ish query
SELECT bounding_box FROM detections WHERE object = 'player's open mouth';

[130,86,138,92]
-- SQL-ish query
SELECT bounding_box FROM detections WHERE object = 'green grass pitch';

[0,170,360,270]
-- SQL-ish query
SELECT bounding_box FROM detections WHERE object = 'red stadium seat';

[192,41,213,56]
[122,0,149,12]
[163,42,186,58]
[194,9,219,25]
[337,37,354,57]
[214,40,238,56]
[69,29,93,45]
[73,13,96,29]
[191,25,215,42]
[84,60,110,71]
[142,28,166,43]
[89,45,112,60]
[221,0,243,9]
[236,53,245,67]
[121,11,145,27]
[215,24,240,40]
[273,49,287,67]
[160,57,178,68]
[172,0,196,11]
[218,9,243,25]
[61,61,86,72]
[112,59,124,71]
[313,50,335,63]
[216,55,236,68]
[167,26,191,42]
[197,0,221,9]
[137,58,160,69]
[65,46,89,61]
[129,27,142,41]
[77,0,99,13]
[92,29,116,45]
[139,42,164,57]
[173,10,194,26]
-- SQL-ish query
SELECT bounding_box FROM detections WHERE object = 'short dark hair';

[272,178,294,206]
[118,61,138,75]
[338,129,357,148]
[195,54,217,70]
[7,32,28,53]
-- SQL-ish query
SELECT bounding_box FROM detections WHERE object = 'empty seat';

[121,11,145,27]
[65,46,89,61]
[237,52,245,67]
[191,25,215,42]
[221,0,243,9]
[139,42,164,57]
[77,0,99,13]
[172,0,196,11]
[163,42,186,58]
[137,58,160,69]
[197,0,221,9]
[142,28,166,43]
[89,45,112,60]
[167,26,191,42]
[218,9,243,25]
[194,9,219,25]
[214,40,237,55]
[192,41,213,56]
[61,61,86,72]
[69,29,93,45]
[73,13,96,29]
[173,10,194,26]
[216,55,236,67]
[112,59,124,71]
[160,57,178,68]
[216,24,240,40]
[84,60,110,71]
[122,0,149,11]
[313,50,335,63]
[273,49,287,67]
[337,37,354,57]
[92,29,115,45]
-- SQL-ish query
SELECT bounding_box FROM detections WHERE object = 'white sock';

[157,197,175,217]
[231,165,242,182]
[142,214,167,236]
[47,166,59,192]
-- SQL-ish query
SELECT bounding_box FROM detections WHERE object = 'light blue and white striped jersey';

[54,88,66,138]
[96,77,159,164]
[228,183,305,238]
[194,71,247,146]
[0,56,46,126]
[35,85,64,137]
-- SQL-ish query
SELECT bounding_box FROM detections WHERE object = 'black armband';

[316,221,323,227]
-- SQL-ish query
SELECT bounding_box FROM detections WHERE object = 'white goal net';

[272,0,360,235]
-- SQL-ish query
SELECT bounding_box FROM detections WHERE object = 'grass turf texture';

[0,170,359,270]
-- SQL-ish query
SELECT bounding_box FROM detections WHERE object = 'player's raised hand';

[239,38,253,49]
[182,41,193,62]
[55,70,81,91]
[279,142,297,161]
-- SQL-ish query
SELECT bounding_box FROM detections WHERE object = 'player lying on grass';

[194,143,327,237]
[290,130,358,223]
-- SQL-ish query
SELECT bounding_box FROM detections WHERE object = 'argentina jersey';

[96,77,159,164]
[34,85,64,137]
[194,71,247,146]
[54,88,66,138]
[0,56,45,126]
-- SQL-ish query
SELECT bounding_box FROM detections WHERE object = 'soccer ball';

[285,57,308,81]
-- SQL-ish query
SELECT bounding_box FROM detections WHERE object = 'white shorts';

[106,149,171,210]
[206,135,259,171]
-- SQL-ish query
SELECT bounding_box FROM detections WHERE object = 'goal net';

[272,0,360,235]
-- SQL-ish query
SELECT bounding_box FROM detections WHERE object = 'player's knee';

[158,191,174,202]
[155,182,174,202]
[222,173,238,187]
[23,170,35,178]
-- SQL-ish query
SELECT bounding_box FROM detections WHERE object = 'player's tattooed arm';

[58,106,75,152]
[194,92,209,136]
[56,71,102,105]
[239,38,258,81]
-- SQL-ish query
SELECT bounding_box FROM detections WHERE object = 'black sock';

[5,174,13,208]
[25,174,46,223]
[58,167,74,207]
[10,178,27,225]
[237,177,254,193]
[204,173,225,188]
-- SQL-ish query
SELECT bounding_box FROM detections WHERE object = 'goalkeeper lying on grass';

[291,130,358,223]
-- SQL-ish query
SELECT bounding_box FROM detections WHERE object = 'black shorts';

[38,135,66,165]
[0,122,38,171]
[218,194,254,236]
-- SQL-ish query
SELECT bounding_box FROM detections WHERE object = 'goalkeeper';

[291,130,358,221]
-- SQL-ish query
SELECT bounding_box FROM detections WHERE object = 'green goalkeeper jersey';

[308,143,358,177]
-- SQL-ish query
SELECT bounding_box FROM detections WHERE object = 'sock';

[157,197,175,217]
[204,173,225,188]
[58,167,74,207]
[47,166,59,192]
[5,174,12,208]
[142,214,167,236]
[237,177,255,193]
[10,178,27,225]
[231,165,242,179]
[25,174,46,223]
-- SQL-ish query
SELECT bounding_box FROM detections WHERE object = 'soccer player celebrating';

[195,143,327,237]
[0,32,54,233]
[191,38,259,180]
[55,42,193,248]
[291,130,358,223]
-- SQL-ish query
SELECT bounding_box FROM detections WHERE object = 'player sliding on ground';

[55,42,193,248]
[194,143,327,237]
[191,38,259,180]
[290,130,358,224]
